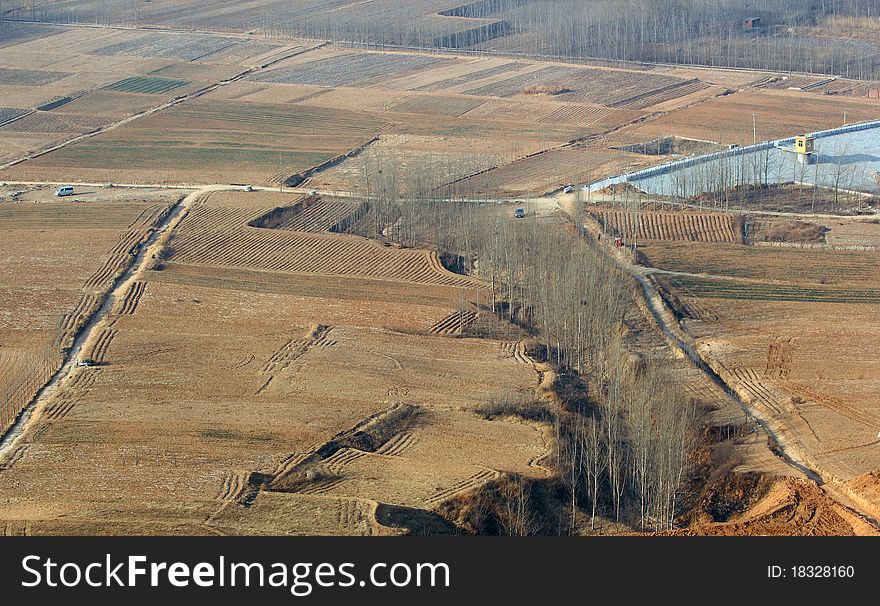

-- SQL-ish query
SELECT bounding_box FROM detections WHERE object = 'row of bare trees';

[350,153,700,532]
[5,1,880,79]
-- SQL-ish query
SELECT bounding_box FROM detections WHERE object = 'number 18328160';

[768,565,855,579]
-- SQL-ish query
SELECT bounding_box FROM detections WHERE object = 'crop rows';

[558,68,695,106]
[412,61,530,92]
[83,226,152,291]
[178,204,269,234]
[91,32,249,62]
[429,310,478,336]
[172,227,475,287]
[43,368,100,422]
[537,103,617,126]
[250,198,368,233]
[251,52,451,88]
[0,112,109,134]
[57,292,103,350]
[758,75,826,90]
[592,210,742,243]
[169,101,384,138]
[610,79,709,109]
[103,76,189,95]
[0,107,30,126]
[0,351,62,435]
[811,78,880,96]
[643,242,880,285]
[666,276,880,304]
[376,432,419,457]
[424,468,499,506]
[196,40,285,64]
[0,67,71,86]
[116,282,146,315]
[464,66,582,97]
[390,95,485,117]
[36,97,74,111]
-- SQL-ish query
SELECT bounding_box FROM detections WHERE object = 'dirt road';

[571,204,880,529]
[0,185,231,462]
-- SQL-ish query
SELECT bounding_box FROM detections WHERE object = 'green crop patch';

[102,76,189,94]
[666,275,880,305]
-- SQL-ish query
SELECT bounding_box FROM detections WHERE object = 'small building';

[743,17,762,29]
[795,134,815,154]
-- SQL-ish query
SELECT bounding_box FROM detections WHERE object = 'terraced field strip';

[429,310,478,336]
[169,100,386,140]
[558,68,700,107]
[665,275,880,304]
[592,209,742,243]
[36,97,75,111]
[115,281,146,315]
[173,226,476,287]
[323,448,368,475]
[0,112,112,135]
[177,202,270,234]
[424,468,499,506]
[102,76,190,95]
[537,103,618,126]
[609,78,709,110]
[249,197,368,233]
[783,383,880,432]
[376,432,419,457]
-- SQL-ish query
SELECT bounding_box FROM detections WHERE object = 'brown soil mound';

[598,182,646,196]
[661,477,878,536]
[848,471,880,510]
[761,220,829,243]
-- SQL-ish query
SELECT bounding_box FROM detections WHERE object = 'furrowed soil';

[0,186,181,436]
[0,190,548,535]
[637,220,880,523]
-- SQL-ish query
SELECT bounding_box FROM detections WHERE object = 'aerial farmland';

[1,2,879,541]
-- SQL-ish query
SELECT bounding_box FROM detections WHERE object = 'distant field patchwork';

[8,99,387,184]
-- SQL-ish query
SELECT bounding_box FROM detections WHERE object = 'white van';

[55,185,74,197]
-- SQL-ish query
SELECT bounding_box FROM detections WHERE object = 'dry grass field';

[0,25,311,166]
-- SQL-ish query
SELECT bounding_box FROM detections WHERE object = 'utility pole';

[752,113,757,146]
